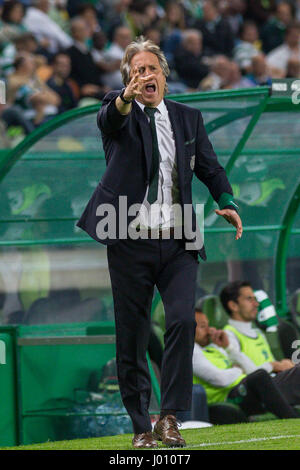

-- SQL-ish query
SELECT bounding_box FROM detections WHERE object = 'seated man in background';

[220,281,294,375]
[46,52,78,113]
[219,280,300,414]
[173,29,210,91]
[7,52,61,127]
[66,17,110,101]
[193,309,298,419]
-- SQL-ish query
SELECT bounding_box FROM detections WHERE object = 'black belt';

[137,227,177,240]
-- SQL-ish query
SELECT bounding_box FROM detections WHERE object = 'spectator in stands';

[1,1,26,34]
[193,308,298,419]
[48,0,71,35]
[244,0,277,27]
[261,1,294,54]
[126,0,159,38]
[100,0,133,41]
[0,31,47,77]
[221,0,247,36]
[200,54,232,90]
[46,52,77,113]
[180,0,204,23]
[0,101,35,136]
[296,0,300,21]
[23,0,72,55]
[286,56,300,77]
[219,281,297,375]
[102,25,133,89]
[174,29,210,90]
[195,0,235,57]
[91,29,132,84]
[160,0,186,65]
[144,26,162,46]
[247,53,272,86]
[267,21,300,77]
[7,52,60,126]
[91,30,120,73]
[77,3,101,37]
[66,17,110,100]
[233,20,261,74]
[0,0,27,46]
[222,61,254,89]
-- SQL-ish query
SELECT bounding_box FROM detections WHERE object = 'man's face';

[115,27,132,50]
[129,51,166,107]
[54,54,71,79]
[286,28,300,48]
[185,34,202,56]
[72,20,90,42]
[230,286,259,322]
[277,3,292,25]
[195,312,210,347]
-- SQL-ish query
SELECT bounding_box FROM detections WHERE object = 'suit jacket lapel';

[134,102,153,180]
[165,99,185,203]
[134,99,186,192]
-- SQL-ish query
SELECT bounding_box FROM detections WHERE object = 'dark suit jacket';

[76,91,235,260]
[66,44,103,87]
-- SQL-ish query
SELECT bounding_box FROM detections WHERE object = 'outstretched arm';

[194,111,243,240]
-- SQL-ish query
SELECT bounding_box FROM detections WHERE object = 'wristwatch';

[119,88,133,104]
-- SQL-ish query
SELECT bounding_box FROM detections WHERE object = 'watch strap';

[119,89,133,104]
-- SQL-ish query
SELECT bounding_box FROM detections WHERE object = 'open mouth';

[144,83,156,94]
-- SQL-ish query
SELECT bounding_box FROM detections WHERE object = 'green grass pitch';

[2,419,300,450]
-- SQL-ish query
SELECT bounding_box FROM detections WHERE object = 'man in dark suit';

[77,37,242,448]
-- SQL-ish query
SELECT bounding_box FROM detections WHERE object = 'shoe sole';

[152,432,186,448]
[132,444,158,449]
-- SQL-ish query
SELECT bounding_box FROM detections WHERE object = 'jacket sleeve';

[97,90,131,135]
[194,111,239,212]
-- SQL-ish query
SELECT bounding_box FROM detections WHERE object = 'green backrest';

[264,330,284,361]
[199,295,229,330]
[290,289,300,329]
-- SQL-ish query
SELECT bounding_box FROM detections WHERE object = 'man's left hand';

[209,328,229,349]
[215,208,243,240]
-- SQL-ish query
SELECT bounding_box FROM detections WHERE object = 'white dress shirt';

[23,7,72,54]
[267,44,300,73]
[132,99,181,230]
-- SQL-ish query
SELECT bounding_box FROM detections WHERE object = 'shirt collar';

[228,318,255,335]
[135,99,168,118]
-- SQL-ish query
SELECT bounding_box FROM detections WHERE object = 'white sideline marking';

[156,433,300,450]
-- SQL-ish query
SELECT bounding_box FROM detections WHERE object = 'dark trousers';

[177,384,210,423]
[272,363,300,406]
[228,369,299,419]
[107,237,199,434]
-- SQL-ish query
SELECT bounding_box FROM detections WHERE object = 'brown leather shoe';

[132,432,158,449]
[153,415,186,447]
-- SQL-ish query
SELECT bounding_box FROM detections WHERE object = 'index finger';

[129,65,140,81]
[235,223,243,240]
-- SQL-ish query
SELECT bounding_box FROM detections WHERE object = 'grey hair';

[120,36,169,94]
[182,29,203,43]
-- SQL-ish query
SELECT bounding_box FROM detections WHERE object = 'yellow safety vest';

[193,345,245,404]
[224,324,274,366]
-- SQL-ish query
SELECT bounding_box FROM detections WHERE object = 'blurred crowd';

[0,0,300,142]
